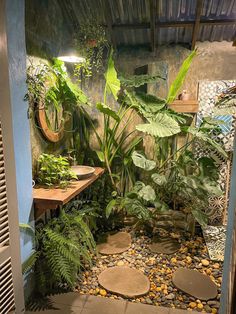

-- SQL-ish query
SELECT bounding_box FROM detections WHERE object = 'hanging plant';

[74,18,110,79]
[25,59,89,142]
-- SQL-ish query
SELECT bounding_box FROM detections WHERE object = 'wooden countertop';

[33,167,104,218]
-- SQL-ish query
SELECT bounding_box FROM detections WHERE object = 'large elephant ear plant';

[106,49,227,233]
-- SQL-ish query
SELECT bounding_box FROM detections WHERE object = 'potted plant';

[74,18,109,78]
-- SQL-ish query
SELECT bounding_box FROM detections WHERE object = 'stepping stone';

[97,231,131,255]
[98,266,150,298]
[172,268,218,300]
[149,237,180,254]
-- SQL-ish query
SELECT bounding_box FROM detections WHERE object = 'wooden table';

[33,167,104,219]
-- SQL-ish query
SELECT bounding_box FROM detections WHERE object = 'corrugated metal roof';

[67,0,236,46]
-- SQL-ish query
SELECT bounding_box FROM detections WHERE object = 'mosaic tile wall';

[197,80,236,226]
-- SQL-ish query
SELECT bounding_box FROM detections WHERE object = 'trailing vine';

[74,18,109,79]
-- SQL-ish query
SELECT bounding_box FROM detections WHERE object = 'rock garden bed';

[76,229,222,314]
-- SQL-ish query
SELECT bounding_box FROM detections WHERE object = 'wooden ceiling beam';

[102,19,236,30]
[150,0,157,54]
[191,0,203,50]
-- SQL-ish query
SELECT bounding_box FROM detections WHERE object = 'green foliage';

[74,18,109,77]
[21,208,96,296]
[136,112,181,138]
[184,126,227,159]
[131,151,156,171]
[26,59,89,110]
[138,185,156,202]
[22,251,40,274]
[213,85,236,115]
[96,102,120,121]
[151,173,167,186]
[86,51,142,196]
[37,154,77,188]
[26,58,90,151]
[130,92,166,118]
[166,49,197,104]
[104,49,121,101]
[119,74,164,88]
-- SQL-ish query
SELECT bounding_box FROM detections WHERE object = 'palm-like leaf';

[167,49,196,104]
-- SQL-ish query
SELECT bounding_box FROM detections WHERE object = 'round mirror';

[37,101,64,143]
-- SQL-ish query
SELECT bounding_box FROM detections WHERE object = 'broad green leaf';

[138,185,156,202]
[134,92,166,118]
[95,150,105,162]
[119,74,165,88]
[202,179,222,196]
[151,173,167,186]
[202,116,226,126]
[132,151,156,171]
[105,50,121,100]
[124,198,151,221]
[167,49,196,104]
[106,199,117,218]
[192,210,208,227]
[96,102,120,121]
[207,137,228,159]
[186,126,227,158]
[66,80,88,104]
[153,199,169,211]
[136,112,181,137]
[198,157,218,179]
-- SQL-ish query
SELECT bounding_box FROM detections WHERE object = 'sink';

[71,165,95,179]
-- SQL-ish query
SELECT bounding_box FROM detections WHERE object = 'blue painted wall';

[5,0,34,265]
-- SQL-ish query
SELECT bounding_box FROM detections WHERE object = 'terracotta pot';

[87,39,97,48]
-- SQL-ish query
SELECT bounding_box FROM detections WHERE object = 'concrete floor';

[25,292,199,314]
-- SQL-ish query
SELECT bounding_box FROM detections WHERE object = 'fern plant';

[20,208,96,296]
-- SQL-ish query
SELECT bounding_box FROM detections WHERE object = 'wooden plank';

[150,0,157,54]
[168,100,199,113]
[33,167,104,217]
[191,0,203,50]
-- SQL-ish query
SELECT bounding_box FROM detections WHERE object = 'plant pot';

[87,39,97,48]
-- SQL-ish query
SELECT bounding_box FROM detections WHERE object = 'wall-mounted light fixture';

[58,45,86,64]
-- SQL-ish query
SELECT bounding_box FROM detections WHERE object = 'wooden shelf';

[33,167,104,219]
[168,100,199,113]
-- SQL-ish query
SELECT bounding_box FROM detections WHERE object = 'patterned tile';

[197,80,236,225]
[202,225,226,261]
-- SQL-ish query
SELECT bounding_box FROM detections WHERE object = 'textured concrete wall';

[25,0,71,58]
[116,42,236,99]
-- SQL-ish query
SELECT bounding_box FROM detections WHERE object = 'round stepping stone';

[98,266,150,298]
[97,232,131,255]
[172,268,218,300]
[149,237,180,254]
